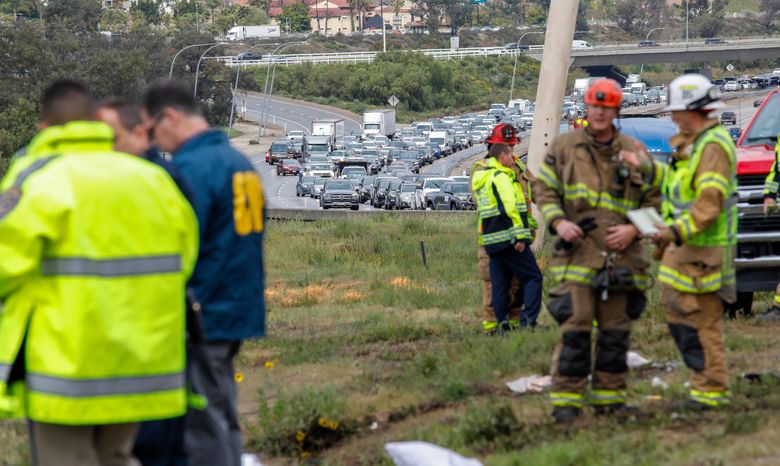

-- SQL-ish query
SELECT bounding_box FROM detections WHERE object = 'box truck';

[312,118,345,148]
[362,109,396,139]
[226,25,281,41]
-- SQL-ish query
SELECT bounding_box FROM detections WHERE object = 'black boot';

[552,406,581,424]
[593,403,638,416]
[757,306,780,322]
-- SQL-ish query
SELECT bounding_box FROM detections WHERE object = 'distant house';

[268,0,363,35]
[365,1,413,32]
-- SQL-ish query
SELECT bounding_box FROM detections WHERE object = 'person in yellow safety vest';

[572,117,589,129]
[472,124,543,333]
[0,80,198,465]
[760,136,780,321]
[533,78,662,424]
[474,131,540,333]
[621,73,737,410]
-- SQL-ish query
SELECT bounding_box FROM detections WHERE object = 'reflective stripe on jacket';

[0,121,199,425]
[658,124,737,297]
[471,157,531,254]
[532,128,661,288]
[763,136,780,198]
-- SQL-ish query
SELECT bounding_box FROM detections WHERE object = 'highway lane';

[240,94,363,209]
[242,93,363,135]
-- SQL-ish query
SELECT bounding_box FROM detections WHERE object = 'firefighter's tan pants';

[478,246,520,329]
[548,282,640,408]
[662,286,729,393]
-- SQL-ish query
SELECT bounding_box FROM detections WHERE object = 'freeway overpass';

[560,38,780,67]
[218,37,780,68]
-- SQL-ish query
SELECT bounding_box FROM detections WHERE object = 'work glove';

[764,197,778,215]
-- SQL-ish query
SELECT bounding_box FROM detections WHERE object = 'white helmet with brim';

[664,74,725,112]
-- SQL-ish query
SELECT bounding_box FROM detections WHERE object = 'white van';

[572,40,593,49]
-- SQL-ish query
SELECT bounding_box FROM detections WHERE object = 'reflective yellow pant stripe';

[482,321,497,331]
[590,389,627,405]
[550,392,585,408]
[690,389,731,406]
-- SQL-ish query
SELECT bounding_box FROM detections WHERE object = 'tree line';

[0,0,239,175]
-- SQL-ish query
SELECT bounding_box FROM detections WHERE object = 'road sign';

[388,95,399,107]
[471,0,487,3]
[450,36,459,50]
[726,63,734,72]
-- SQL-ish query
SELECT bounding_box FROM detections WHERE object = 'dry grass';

[3,216,780,466]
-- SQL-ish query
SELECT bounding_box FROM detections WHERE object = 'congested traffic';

[264,104,539,210]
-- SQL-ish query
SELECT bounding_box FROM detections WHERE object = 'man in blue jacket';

[142,81,266,466]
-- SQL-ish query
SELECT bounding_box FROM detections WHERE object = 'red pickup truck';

[732,88,780,316]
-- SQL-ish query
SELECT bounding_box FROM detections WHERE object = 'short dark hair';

[97,97,143,131]
[142,80,202,118]
[41,79,95,125]
[488,143,512,158]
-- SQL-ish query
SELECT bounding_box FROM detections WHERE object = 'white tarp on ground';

[385,441,484,466]
[627,351,651,369]
[505,375,552,394]
[241,453,265,466]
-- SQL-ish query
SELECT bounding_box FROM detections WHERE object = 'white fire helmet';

[664,74,724,112]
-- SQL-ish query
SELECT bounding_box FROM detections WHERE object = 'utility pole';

[685,0,689,49]
[381,0,387,53]
[527,0,579,244]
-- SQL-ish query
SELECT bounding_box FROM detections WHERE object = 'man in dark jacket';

[142,81,266,466]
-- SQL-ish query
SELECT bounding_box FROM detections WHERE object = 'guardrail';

[215,36,780,67]
[267,208,475,221]
[216,45,545,67]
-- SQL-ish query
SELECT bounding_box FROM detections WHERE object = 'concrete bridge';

[531,38,780,67]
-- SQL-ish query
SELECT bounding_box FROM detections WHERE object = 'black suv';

[267,140,293,164]
[720,111,737,126]
[432,182,474,210]
[320,179,359,210]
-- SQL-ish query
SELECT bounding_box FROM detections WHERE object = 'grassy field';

[2,215,780,465]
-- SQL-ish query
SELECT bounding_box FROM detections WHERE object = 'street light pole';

[193,43,224,99]
[510,30,544,101]
[639,27,665,75]
[228,43,279,136]
[685,0,689,49]
[510,30,588,102]
[259,41,307,138]
[169,42,218,79]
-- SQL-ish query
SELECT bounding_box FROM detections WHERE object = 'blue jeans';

[489,245,543,327]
